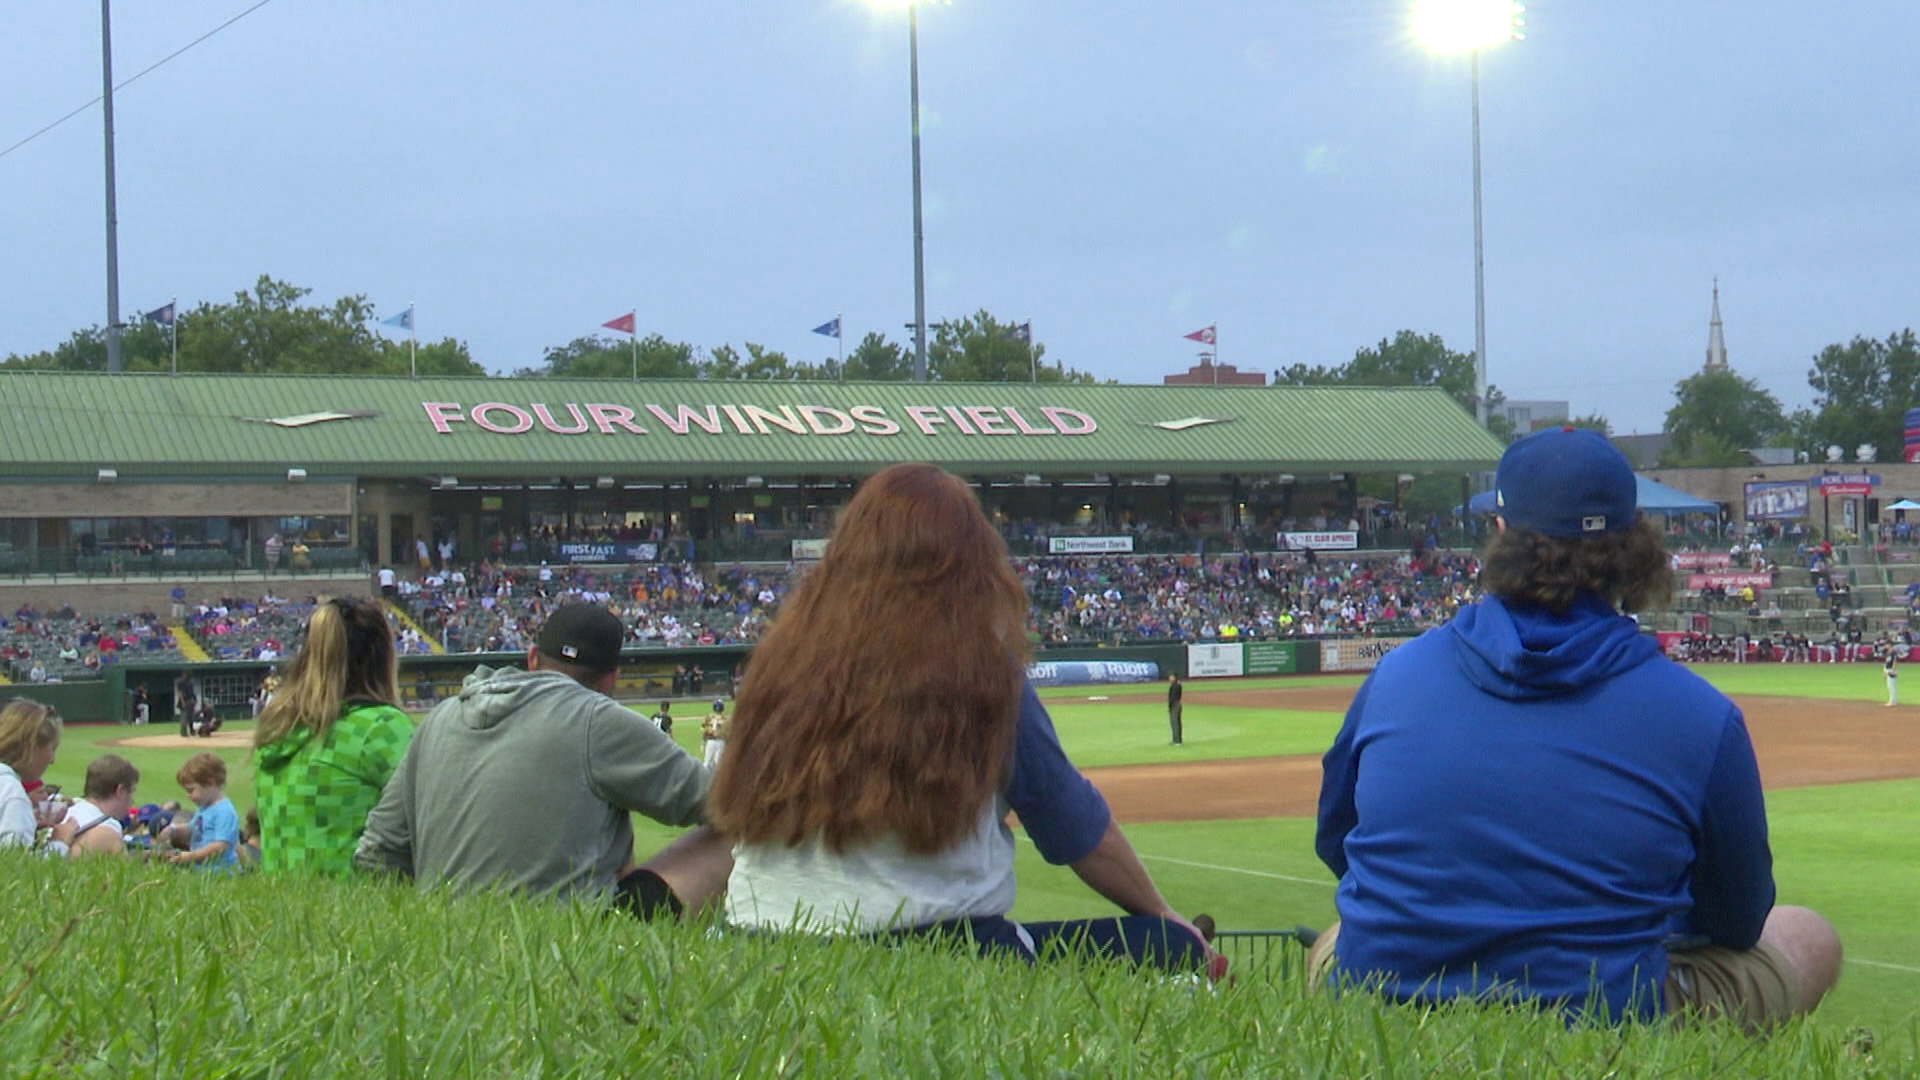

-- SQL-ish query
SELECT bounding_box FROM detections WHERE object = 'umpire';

[1167,672,1184,746]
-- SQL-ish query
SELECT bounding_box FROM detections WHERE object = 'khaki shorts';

[1304,921,1799,1030]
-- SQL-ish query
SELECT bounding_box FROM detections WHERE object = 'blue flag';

[1004,321,1031,344]
[142,302,175,327]
[812,317,841,340]
[382,307,414,331]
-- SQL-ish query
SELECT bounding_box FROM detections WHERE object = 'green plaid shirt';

[256,702,415,876]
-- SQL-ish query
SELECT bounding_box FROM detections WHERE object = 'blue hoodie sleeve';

[1684,708,1776,949]
[1315,680,1371,880]
[1006,682,1111,865]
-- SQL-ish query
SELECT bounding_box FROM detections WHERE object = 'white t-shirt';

[378,568,397,588]
[726,800,1016,933]
[0,764,35,849]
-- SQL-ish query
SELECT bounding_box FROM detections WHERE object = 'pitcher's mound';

[106,732,252,750]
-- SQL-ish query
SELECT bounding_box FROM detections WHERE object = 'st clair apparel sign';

[421,401,1101,439]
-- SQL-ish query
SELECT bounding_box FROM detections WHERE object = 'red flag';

[602,311,637,335]
[1184,324,1216,346]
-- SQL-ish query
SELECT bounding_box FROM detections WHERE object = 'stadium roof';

[0,372,1505,480]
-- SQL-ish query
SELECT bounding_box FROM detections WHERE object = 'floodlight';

[1412,0,1524,53]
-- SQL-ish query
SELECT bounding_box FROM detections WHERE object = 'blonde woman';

[0,699,65,850]
[254,597,414,875]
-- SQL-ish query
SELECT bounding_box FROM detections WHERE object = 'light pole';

[908,1,928,382]
[871,0,942,382]
[1412,0,1523,428]
[101,0,123,373]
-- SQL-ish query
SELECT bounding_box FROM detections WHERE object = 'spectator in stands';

[168,752,239,871]
[61,755,140,858]
[354,603,730,918]
[1315,427,1840,1028]
[713,464,1219,977]
[254,597,415,876]
[264,533,284,573]
[0,699,66,850]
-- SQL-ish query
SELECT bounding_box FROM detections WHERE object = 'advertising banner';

[1685,572,1775,590]
[1186,642,1245,679]
[1817,473,1881,498]
[1279,531,1358,551]
[557,542,658,564]
[791,538,829,561]
[1244,641,1299,675]
[1320,636,1415,673]
[1024,660,1161,688]
[1047,536,1136,555]
[1670,552,1734,569]
[1744,481,1808,520]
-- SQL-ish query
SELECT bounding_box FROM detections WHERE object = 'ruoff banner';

[1320,636,1415,673]
[1186,642,1245,679]
[1025,660,1161,687]
[1047,536,1136,555]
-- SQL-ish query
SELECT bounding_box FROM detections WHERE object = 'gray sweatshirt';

[354,665,709,901]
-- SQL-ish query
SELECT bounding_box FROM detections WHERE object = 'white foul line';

[1850,958,1920,975]
[1135,853,1335,888]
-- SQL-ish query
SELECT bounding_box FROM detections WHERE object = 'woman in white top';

[0,699,66,850]
[710,464,1220,976]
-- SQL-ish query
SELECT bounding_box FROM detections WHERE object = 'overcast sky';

[6,0,1917,434]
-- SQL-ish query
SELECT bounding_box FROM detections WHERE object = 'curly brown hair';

[1479,516,1674,615]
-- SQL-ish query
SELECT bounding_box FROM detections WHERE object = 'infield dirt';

[1090,686,1920,823]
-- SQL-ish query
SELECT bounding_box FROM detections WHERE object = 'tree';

[1660,369,1787,466]
[1565,413,1612,436]
[519,333,699,379]
[925,310,1097,383]
[1,275,483,377]
[1276,329,1513,439]
[839,332,912,381]
[1801,330,1920,462]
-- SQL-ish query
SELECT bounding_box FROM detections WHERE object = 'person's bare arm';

[1068,819,1209,947]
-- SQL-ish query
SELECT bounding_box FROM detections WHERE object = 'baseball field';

[21,663,1919,1073]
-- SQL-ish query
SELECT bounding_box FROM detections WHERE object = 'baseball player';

[1886,651,1899,707]
[702,698,728,769]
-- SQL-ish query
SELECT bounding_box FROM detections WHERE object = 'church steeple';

[1704,279,1730,372]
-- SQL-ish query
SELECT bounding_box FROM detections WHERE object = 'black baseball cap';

[537,604,625,671]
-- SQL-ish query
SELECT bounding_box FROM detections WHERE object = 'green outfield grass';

[37,665,1920,1042]
[10,858,1897,1078]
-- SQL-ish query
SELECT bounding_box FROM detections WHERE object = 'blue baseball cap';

[1494,427,1637,537]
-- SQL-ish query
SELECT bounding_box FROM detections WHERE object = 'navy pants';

[889,914,1210,973]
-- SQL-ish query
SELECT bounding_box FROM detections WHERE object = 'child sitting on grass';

[169,752,239,871]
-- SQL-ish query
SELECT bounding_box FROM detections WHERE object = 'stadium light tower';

[1412,0,1524,428]
[868,0,946,383]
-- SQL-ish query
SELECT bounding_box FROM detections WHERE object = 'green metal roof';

[0,371,1504,479]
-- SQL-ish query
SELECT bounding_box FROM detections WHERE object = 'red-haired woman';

[711,463,1220,975]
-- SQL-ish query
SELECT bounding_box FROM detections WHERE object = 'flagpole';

[169,297,177,375]
[837,313,844,369]
[408,302,417,380]
[1028,318,1036,383]
[630,311,638,381]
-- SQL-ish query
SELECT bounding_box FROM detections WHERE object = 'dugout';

[0,371,1504,576]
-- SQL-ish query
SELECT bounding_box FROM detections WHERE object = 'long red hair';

[708,463,1031,855]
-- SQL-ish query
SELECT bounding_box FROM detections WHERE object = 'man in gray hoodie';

[355,604,729,916]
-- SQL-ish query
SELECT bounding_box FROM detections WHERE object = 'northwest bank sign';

[421,401,1102,438]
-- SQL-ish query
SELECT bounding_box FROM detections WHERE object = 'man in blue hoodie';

[1313,427,1841,1029]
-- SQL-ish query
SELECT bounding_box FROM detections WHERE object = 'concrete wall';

[0,482,353,519]
[0,574,366,612]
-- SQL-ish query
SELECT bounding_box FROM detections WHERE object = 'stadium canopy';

[1467,475,1723,516]
[0,371,1506,481]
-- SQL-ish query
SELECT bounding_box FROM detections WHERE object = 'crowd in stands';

[1,605,179,683]
[1026,548,1480,644]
